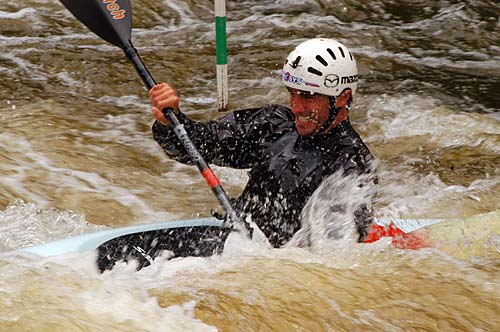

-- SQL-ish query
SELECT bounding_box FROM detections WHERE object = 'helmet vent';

[315,55,328,67]
[290,56,302,68]
[349,52,353,61]
[338,47,346,58]
[307,67,323,76]
[327,48,336,61]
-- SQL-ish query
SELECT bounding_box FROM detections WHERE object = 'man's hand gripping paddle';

[57,0,251,270]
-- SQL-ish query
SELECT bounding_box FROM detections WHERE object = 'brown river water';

[0,0,499,331]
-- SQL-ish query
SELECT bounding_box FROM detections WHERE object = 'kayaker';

[149,38,376,247]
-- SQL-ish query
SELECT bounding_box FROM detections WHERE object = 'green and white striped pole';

[215,0,228,112]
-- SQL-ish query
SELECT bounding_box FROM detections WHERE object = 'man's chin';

[296,125,315,137]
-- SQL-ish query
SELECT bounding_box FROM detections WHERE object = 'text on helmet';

[341,75,358,84]
[283,72,303,85]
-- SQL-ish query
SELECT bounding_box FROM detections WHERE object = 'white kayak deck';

[16,217,443,258]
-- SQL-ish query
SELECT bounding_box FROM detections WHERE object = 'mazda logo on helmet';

[324,74,340,88]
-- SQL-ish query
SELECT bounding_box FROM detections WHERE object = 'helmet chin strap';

[316,96,349,135]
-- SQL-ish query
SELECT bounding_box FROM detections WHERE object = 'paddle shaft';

[122,43,245,232]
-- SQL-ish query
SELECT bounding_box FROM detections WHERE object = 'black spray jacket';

[152,104,376,247]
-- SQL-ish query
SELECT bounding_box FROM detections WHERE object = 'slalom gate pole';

[215,0,228,112]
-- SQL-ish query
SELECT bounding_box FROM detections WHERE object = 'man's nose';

[291,103,303,115]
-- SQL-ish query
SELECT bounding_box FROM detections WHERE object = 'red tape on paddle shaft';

[202,169,221,188]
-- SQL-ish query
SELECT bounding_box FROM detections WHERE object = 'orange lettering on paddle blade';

[107,3,119,11]
[102,0,126,20]
[111,9,125,20]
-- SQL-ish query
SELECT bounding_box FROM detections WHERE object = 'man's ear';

[334,89,352,108]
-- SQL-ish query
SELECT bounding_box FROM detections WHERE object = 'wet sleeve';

[152,104,294,169]
[329,144,378,242]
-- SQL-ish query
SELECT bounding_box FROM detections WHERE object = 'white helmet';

[282,38,358,97]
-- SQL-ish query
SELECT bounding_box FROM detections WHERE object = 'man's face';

[289,88,330,137]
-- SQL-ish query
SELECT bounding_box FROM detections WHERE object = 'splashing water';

[0,200,106,252]
[290,171,376,250]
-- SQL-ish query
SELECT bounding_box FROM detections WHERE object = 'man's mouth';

[297,114,319,124]
[298,115,311,122]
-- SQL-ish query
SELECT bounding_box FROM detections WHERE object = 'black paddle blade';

[59,0,132,48]
[96,226,230,272]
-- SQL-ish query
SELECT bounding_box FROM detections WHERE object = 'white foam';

[0,8,36,19]
[365,94,500,153]
[97,95,149,109]
[0,132,178,224]
[1,251,217,332]
[0,200,105,252]
[374,166,447,215]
